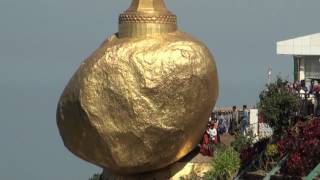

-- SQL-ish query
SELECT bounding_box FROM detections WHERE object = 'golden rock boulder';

[57,0,219,175]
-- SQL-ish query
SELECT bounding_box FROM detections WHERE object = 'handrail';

[263,154,288,180]
[303,163,320,180]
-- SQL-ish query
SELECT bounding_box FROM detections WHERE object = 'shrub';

[277,118,320,176]
[239,139,268,166]
[257,77,300,137]
[265,143,278,158]
[231,134,254,153]
[205,146,240,180]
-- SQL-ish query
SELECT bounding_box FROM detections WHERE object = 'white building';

[277,33,320,86]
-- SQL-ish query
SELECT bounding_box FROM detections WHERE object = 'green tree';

[257,77,300,137]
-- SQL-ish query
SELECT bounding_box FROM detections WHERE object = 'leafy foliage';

[277,118,320,176]
[205,146,240,180]
[257,77,300,136]
[230,133,268,166]
[231,134,254,153]
[265,143,278,158]
[239,139,269,166]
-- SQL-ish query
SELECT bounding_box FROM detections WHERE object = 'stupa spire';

[119,0,177,38]
[126,0,170,14]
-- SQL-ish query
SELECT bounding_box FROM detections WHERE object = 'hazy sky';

[1,0,320,179]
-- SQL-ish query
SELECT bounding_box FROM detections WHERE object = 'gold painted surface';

[57,31,218,174]
[170,162,211,180]
[101,162,211,180]
[57,0,219,175]
[125,0,171,14]
[119,0,177,38]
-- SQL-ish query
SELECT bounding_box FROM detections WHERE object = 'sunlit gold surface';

[57,31,218,174]
[125,0,171,14]
[57,0,219,175]
[101,162,211,180]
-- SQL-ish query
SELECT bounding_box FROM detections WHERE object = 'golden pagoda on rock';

[57,0,219,177]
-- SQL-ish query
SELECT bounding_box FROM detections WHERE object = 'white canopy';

[277,33,320,55]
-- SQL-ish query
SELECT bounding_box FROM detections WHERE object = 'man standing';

[230,106,239,134]
[218,111,226,134]
[240,105,249,135]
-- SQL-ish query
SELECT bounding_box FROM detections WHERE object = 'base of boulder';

[101,148,212,180]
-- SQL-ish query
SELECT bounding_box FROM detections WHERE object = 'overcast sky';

[1,0,320,179]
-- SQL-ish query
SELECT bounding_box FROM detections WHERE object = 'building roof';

[277,33,320,55]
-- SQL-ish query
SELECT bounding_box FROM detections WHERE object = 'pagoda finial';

[119,0,177,38]
[125,0,170,14]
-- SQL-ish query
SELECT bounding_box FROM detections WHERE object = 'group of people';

[199,79,320,157]
[212,105,250,135]
[289,80,320,116]
[200,105,250,156]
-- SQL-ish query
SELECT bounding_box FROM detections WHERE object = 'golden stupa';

[57,0,219,175]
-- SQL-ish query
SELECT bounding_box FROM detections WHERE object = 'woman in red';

[200,124,214,156]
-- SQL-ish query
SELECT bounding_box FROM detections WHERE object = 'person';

[293,81,300,95]
[200,124,214,156]
[213,118,220,143]
[213,122,219,144]
[218,111,226,134]
[315,90,320,117]
[208,123,218,144]
[225,110,231,134]
[240,105,249,135]
[310,80,315,94]
[230,106,239,135]
[208,112,214,123]
[300,80,309,116]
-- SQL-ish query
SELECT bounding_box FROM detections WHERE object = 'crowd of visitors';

[288,79,320,116]
[200,105,250,156]
[199,79,320,157]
